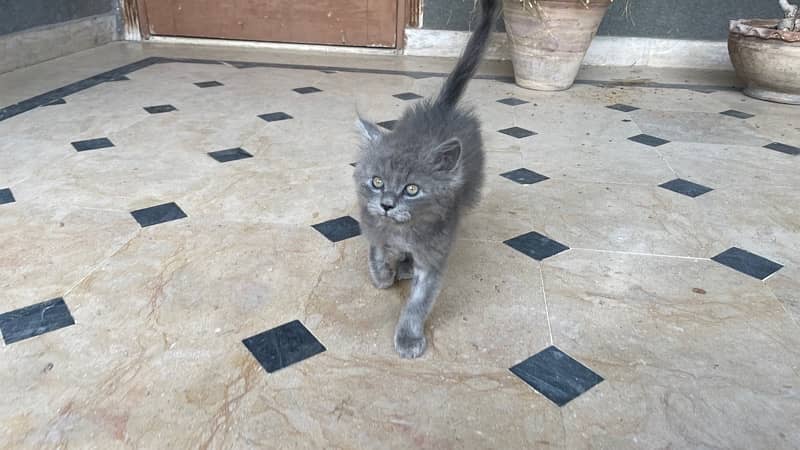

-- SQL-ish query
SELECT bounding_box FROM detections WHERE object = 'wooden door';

[141,0,398,47]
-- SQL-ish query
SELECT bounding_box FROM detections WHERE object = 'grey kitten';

[353,0,500,358]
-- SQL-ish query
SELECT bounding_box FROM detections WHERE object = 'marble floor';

[1,42,799,449]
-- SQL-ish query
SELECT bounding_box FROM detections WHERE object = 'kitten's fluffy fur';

[354,0,500,358]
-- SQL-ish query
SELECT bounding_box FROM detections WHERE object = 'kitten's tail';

[435,0,501,108]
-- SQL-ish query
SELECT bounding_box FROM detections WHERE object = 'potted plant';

[728,0,800,104]
[502,0,613,91]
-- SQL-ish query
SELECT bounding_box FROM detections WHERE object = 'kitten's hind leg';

[396,254,414,281]
[395,266,443,359]
[368,245,398,289]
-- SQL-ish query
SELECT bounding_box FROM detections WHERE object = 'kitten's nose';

[380,198,396,212]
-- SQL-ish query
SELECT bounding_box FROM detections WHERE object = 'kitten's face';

[355,118,462,225]
[358,170,426,224]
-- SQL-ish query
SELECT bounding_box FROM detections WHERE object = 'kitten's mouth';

[367,203,410,223]
[377,210,410,223]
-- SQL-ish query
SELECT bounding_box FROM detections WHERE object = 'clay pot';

[502,0,611,91]
[728,19,800,105]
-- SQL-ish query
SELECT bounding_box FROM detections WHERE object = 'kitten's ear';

[431,138,462,171]
[355,117,383,143]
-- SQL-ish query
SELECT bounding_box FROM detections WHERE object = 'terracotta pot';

[502,0,611,91]
[728,19,800,105]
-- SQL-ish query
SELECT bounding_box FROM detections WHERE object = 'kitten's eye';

[371,176,384,189]
[404,184,420,196]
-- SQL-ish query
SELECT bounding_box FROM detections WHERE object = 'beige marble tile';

[0,135,73,187]
[493,106,645,158]
[459,151,534,242]
[179,165,357,226]
[542,251,800,450]
[0,205,138,311]
[592,85,731,114]
[0,88,149,146]
[521,139,676,186]
[522,181,710,257]
[221,356,564,449]
[767,269,800,327]
[695,186,800,264]
[630,109,773,146]
[712,89,800,119]
[10,137,213,213]
[659,142,800,189]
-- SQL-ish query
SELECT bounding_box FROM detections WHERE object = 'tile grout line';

[570,247,709,261]
[763,280,800,331]
[538,264,555,346]
[76,206,133,214]
[458,237,500,244]
[762,271,781,282]
[63,229,141,298]
[553,179,665,188]
[653,147,680,178]
[8,152,73,189]
[558,409,568,449]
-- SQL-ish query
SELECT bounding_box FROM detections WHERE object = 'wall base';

[0,14,116,74]
[404,29,733,70]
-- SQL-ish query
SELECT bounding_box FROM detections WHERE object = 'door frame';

[125,0,409,49]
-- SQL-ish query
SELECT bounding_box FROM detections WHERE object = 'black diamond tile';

[144,104,177,114]
[0,298,75,345]
[393,92,423,101]
[504,231,569,261]
[497,97,529,106]
[293,86,322,94]
[628,134,670,147]
[131,202,187,228]
[606,103,639,112]
[500,168,549,185]
[312,216,361,242]
[208,147,253,163]
[711,247,783,280]
[377,120,397,130]
[658,178,713,198]
[719,109,754,119]
[71,137,115,152]
[498,127,537,139]
[510,346,603,407]
[0,188,15,205]
[44,98,66,106]
[194,80,224,88]
[764,142,800,156]
[243,320,326,373]
[258,112,293,122]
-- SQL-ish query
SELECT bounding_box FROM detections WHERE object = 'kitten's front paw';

[369,268,396,289]
[394,328,427,359]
